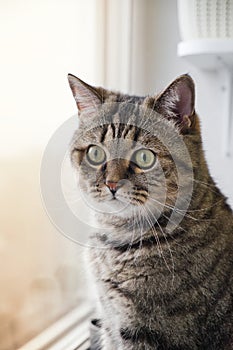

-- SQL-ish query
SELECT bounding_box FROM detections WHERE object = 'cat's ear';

[68,74,103,116]
[154,74,195,132]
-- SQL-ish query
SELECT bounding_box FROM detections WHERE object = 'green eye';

[133,149,156,169]
[86,145,106,165]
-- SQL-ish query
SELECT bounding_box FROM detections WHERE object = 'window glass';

[0,0,97,347]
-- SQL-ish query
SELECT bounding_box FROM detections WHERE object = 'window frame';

[18,302,92,350]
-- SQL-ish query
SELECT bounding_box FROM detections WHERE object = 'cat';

[68,73,233,350]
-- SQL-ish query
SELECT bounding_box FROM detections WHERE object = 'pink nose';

[105,181,117,192]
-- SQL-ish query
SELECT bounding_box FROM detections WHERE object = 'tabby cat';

[68,74,233,350]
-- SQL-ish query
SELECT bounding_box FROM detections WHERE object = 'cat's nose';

[105,181,118,195]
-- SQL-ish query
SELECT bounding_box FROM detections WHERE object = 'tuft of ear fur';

[153,74,196,132]
[68,74,103,116]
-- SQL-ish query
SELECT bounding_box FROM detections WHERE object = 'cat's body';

[68,74,233,349]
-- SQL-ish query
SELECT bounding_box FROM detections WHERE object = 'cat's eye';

[133,149,156,169]
[86,145,106,165]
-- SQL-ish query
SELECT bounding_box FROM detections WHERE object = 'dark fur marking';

[111,123,116,138]
[110,225,184,253]
[100,124,108,143]
[133,127,141,142]
[117,123,126,139]
[122,124,134,138]
[120,327,177,349]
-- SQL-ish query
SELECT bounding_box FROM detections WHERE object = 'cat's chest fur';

[88,217,232,349]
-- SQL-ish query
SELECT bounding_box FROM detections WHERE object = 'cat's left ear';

[153,74,196,132]
[68,74,103,116]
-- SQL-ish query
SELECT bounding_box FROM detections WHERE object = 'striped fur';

[68,74,233,349]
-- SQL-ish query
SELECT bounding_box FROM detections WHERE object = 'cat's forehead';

[79,102,160,139]
[79,118,154,152]
[77,123,150,158]
[74,101,183,156]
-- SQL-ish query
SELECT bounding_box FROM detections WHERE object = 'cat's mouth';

[112,193,146,206]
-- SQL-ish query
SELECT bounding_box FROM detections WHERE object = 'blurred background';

[1,0,233,349]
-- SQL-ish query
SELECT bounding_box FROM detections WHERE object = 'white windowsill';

[18,302,92,350]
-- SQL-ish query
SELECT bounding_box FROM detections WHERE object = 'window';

[0,0,99,348]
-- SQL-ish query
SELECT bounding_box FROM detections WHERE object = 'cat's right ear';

[67,74,102,116]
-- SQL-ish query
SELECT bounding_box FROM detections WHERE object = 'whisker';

[144,203,175,283]
[123,207,137,260]
[192,178,220,195]
[147,195,198,221]
[139,204,163,258]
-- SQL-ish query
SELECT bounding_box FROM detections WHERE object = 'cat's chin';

[99,201,144,221]
[83,196,133,219]
[99,198,133,216]
[83,191,147,220]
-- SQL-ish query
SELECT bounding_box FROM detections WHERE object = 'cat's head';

[68,74,199,241]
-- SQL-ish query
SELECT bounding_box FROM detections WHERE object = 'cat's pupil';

[142,153,147,162]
